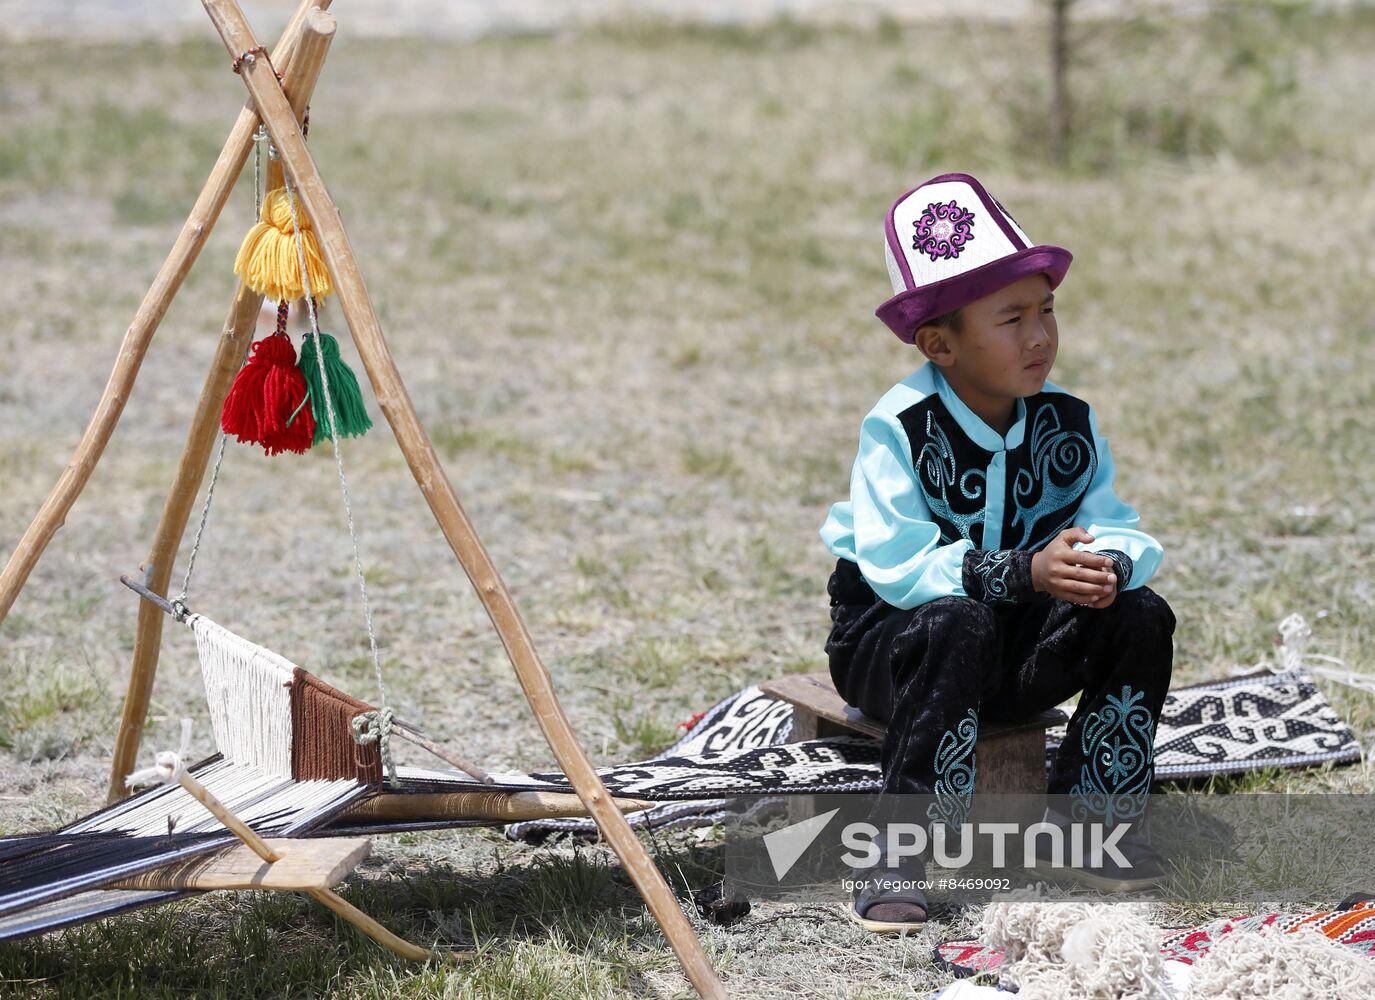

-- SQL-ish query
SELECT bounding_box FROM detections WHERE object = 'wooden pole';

[345,789,658,824]
[389,726,493,784]
[106,9,338,805]
[304,885,459,964]
[1050,0,1073,167]
[0,0,333,631]
[177,770,282,862]
[198,3,727,995]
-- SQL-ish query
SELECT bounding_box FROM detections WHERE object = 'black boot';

[1025,804,1168,892]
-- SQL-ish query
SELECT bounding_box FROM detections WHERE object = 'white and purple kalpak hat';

[876,172,1073,344]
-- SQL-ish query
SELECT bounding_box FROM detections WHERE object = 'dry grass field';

[1,2,1374,996]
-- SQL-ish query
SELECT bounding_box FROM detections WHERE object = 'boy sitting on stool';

[819,173,1176,932]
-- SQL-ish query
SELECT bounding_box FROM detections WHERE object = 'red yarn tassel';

[220,330,316,455]
[261,348,315,455]
[220,338,274,440]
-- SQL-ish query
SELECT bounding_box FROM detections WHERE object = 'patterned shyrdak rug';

[1048,667,1362,779]
[502,667,1362,842]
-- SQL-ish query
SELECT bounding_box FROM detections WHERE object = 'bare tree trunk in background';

[1050,0,1073,166]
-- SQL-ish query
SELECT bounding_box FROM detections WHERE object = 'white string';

[279,165,395,785]
[175,125,274,607]
[125,717,193,788]
[253,123,266,215]
[1231,612,1375,692]
[982,901,1172,999]
[175,433,228,612]
[89,758,361,838]
[983,900,1375,999]
[1186,922,1375,998]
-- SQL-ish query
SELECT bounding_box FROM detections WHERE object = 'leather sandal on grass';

[844,876,930,933]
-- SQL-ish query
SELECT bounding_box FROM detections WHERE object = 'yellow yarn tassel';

[233,187,334,302]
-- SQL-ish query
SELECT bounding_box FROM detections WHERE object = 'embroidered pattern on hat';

[913,200,976,261]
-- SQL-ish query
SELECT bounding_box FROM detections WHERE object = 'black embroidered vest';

[894,392,1098,552]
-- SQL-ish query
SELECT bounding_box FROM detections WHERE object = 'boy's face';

[916,272,1057,399]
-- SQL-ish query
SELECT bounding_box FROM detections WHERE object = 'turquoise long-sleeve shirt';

[820,361,1163,610]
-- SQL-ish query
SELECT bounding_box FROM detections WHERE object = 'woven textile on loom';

[189,613,383,784]
[481,667,1363,842]
[0,614,383,941]
[931,899,1375,979]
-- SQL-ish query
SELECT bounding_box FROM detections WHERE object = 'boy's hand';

[1031,528,1118,607]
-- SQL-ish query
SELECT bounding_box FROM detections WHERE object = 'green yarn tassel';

[298,332,373,445]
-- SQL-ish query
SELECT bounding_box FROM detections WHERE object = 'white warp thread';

[188,614,294,778]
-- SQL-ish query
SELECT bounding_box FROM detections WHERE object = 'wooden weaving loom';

[0,2,728,996]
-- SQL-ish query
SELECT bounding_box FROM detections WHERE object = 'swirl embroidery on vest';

[1009,403,1097,549]
[969,549,1019,603]
[926,707,978,830]
[917,410,985,543]
[1070,685,1154,825]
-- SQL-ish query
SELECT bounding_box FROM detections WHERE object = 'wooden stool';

[759,672,1069,826]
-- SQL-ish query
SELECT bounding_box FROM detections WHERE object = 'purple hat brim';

[875,245,1073,344]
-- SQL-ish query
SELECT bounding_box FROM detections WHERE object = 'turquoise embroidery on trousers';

[926,707,978,831]
[1070,685,1154,825]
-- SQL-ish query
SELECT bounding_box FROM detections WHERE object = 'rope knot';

[125,718,193,788]
[231,45,268,74]
[1275,612,1312,672]
[352,707,397,786]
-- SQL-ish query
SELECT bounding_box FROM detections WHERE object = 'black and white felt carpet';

[497,667,1363,842]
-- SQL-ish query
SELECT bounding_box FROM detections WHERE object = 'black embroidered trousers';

[824,556,1176,834]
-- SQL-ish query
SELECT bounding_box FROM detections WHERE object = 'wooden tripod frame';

[0,2,727,996]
